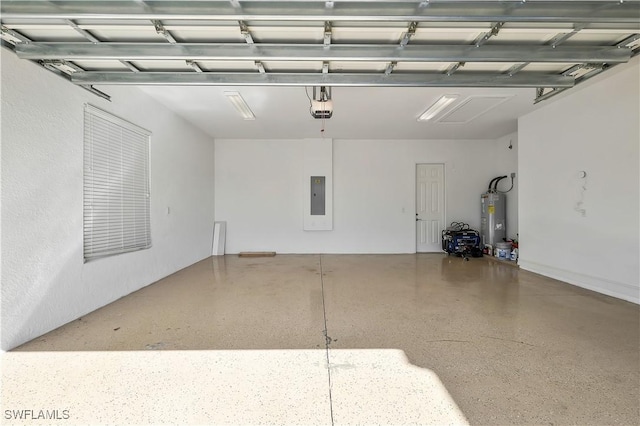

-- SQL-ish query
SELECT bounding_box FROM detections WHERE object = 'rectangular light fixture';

[224,91,255,120]
[418,95,459,121]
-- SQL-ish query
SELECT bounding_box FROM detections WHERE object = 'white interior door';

[416,164,445,252]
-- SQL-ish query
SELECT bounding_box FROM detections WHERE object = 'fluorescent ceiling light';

[224,91,255,120]
[418,95,459,121]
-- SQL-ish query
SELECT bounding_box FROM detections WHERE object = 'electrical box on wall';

[310,176,326,215]
[304,139,333,230]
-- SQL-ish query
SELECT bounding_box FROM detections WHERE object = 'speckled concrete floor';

[4,254,639,425]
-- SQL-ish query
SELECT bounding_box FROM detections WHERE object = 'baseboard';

[518,259,639,304]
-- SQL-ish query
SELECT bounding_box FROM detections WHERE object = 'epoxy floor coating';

[4,254,639,425]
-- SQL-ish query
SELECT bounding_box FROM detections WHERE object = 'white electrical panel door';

[416,164,445,252]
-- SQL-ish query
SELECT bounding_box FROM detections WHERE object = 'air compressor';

[481,174,514,247]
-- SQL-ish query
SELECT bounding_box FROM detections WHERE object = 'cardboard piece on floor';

[238,252,276,258]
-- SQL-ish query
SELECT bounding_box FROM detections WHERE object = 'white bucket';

[495,242,511,259]
[496,248,510,259]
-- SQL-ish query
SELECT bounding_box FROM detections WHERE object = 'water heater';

[480,192,506,247]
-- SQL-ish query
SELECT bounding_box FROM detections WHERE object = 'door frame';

[415,163,447,253]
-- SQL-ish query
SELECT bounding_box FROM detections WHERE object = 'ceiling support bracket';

[393,21,418,74]
[506,63,528,77]
[1,25,30,45]
[186,60,203,72]
[578,64,607,79]
[534,87,567,104]
[40,59,82,75]
[385,61,397,75]
[79,85,112,101]
[239,21,254,44]
[562,62,604,77]
[446,61,465,76]
[400,21,418,47]
[152,20,177,44]
[616,33,640,48]
[121,60,140,72]
[561,64,586,76]
[475,21,504,47]
[549,24,586,48]
[324,21,332,46]
[66,19,99,43]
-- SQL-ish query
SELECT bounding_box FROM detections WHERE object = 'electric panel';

[311,176,326,215]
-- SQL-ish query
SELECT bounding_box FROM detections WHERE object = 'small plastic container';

[495,242,512,259]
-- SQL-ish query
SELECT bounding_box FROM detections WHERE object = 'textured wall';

[1,49,216,350]
[518,57,639,303]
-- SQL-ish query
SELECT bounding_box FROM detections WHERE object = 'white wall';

[494,132,519,240]
[1,49,216,350]
[518,58,639,303]
[215,137,517,254]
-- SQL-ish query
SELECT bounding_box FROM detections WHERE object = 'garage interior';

[1,1,639,425]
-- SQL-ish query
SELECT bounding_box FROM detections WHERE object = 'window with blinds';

[83,104,151,261]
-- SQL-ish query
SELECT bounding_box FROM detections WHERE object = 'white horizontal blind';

[83,104,151,261]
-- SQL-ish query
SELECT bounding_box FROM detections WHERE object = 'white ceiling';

[133,84,537,139]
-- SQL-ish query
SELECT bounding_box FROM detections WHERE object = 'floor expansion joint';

[319,254,335,426]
